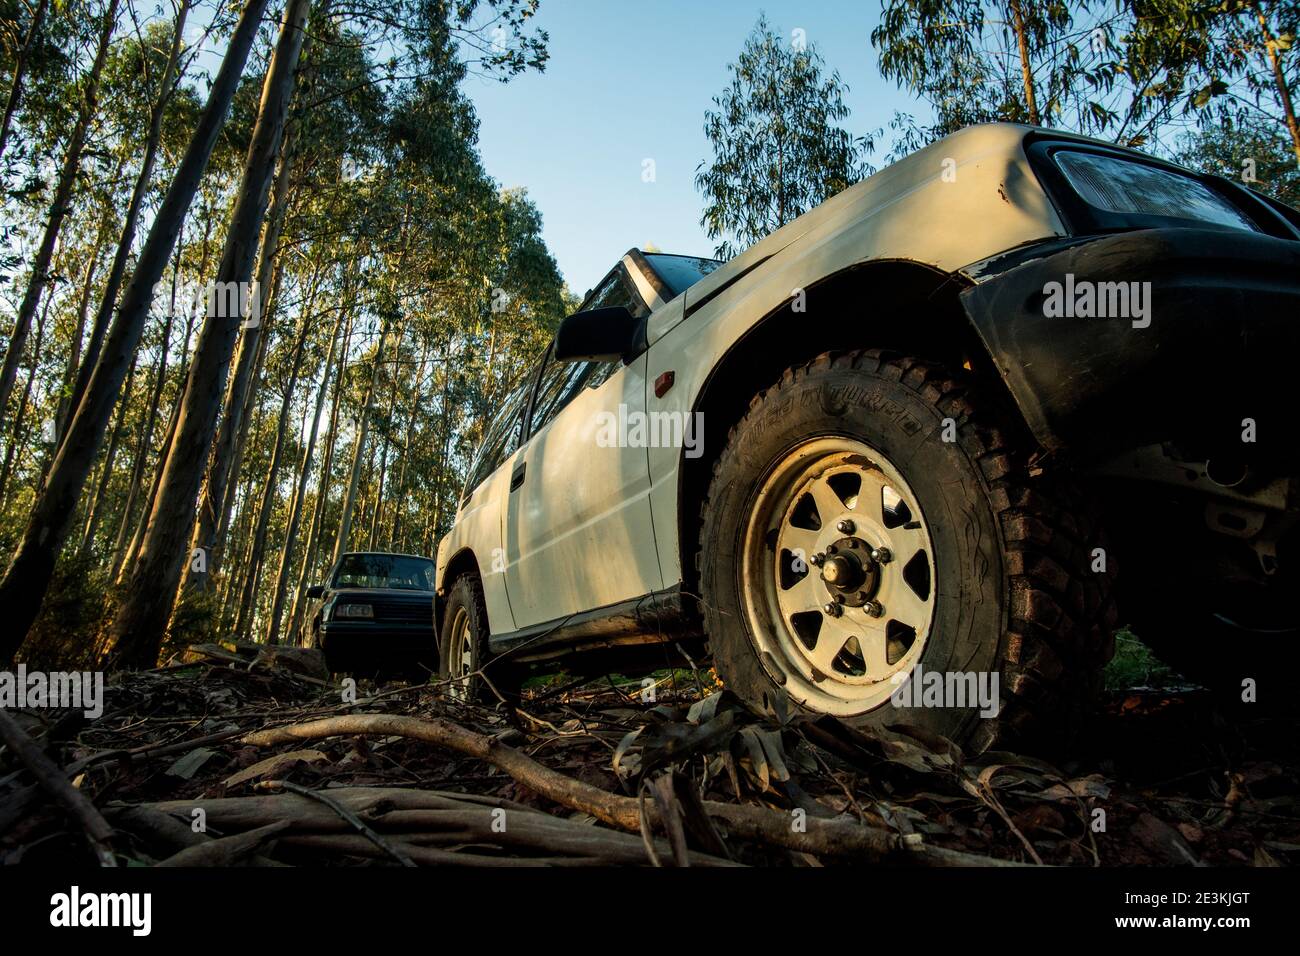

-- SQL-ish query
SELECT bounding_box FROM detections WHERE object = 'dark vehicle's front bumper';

[961,227,1300,464]
[318,622,437,676]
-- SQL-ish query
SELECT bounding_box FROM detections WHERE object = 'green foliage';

[1173,114,1300,206]
[696,15,872,259]
[873,0,1300,166]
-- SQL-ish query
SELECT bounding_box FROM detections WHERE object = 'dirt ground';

[2,643,1297,867]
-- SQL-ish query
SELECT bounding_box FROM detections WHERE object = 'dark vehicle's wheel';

[439,573,521,705]
[697,350,1117,751]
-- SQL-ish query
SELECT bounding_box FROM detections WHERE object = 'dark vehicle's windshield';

[644,253,723,297]
[332,554,435,591]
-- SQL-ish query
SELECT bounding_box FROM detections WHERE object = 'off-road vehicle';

[307,551,437,677]
[434,123,1300,748]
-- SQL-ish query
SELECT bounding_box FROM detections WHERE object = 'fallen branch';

[277,834,604,866]
[241,714,1022,865]
[142,788,740,866]
[156,820,290,866]
[270,780,416,867]
[0,707,116,866]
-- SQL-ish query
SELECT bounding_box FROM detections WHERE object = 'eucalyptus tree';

[1124,0,1300,165]
[111,0,314,667]
[0,0,277,667]
[0,0,121,430]
[696,15,870,259]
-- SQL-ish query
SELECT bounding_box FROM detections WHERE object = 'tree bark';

[332,314,393,566]
[231,313,312,640]
[0,0,277,667]
[188,132,298,593]
[264,306,345,645]
[1008,0,1040,126]
[285,309,352,645]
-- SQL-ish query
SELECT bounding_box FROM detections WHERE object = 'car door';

[502,267,664,630]
[454,368,537,634]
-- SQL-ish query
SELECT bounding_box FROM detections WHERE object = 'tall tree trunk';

[110,0,313,667]
[232,313,312,640]
[333,314,392,565]
[0,0,277,667]
[211,257,283,579]
[264,307,345,645]
[389,341,428,550]
[188,133,298,592]
[0,0,121,425]
[0,294,53,503]
[286,309,352,645]
[367,372,399,549]
[79,351,138,554]
[1008,0,1040,125]
[111,233,186,574]
[58,0,191,458]
[0,0,49,162]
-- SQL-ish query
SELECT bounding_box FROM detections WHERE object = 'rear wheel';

[439,573,521,705]
[698,350,1117,751]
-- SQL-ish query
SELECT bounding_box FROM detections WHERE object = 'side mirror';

[554,306,642,363]
[306,584,324,599]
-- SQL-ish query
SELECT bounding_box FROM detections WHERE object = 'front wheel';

[697,350,1116,751]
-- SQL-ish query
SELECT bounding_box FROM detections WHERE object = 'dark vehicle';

[307,552,438,677]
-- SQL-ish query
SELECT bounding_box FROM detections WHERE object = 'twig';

[266,779,416,867]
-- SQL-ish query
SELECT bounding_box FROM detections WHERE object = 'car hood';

[679,122,1063,314]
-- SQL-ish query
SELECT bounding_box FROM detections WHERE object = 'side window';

[464,373,533,496]
[586,268,650,318]
[525,265,646,434]
[530,345,593,437]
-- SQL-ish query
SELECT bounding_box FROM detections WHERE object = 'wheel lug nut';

[836,519,855,534]
[870,547,892,564]
[809,552,825,567]
[863,601,883,617]
[823,603,842,618]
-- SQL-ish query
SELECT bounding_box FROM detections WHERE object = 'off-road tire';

[438,573,522,706]
[697,349,1117,752]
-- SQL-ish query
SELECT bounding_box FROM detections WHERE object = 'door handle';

[510,460,526,492]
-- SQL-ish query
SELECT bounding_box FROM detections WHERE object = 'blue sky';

[461,0,927,297]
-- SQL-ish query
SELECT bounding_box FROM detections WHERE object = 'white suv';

[435,123,1300,749]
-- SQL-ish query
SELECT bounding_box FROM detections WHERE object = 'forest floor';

[2,641,1298,867]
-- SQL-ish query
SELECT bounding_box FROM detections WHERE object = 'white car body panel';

[644,125,1064,583]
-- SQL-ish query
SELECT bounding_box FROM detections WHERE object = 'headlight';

[1055,150,1258,232]
[333,603,374,620]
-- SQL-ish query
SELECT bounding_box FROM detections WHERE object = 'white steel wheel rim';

[740,436,937,716]
[446,605,473,701]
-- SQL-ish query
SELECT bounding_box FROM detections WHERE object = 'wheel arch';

[435,546,484,649]
[676,258,1028,596]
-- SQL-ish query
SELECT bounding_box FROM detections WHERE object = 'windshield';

[332,554,435,591]
[644,253,723,297]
